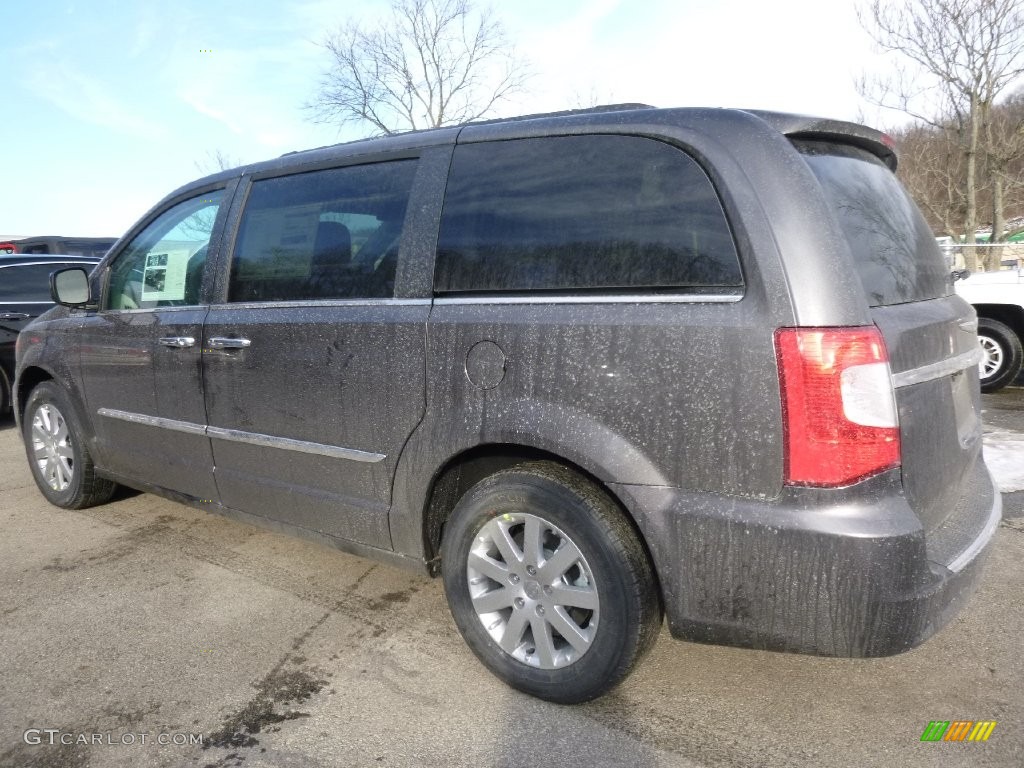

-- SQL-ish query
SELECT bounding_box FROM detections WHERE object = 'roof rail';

[280,103,658,157]
[463,103,656,127]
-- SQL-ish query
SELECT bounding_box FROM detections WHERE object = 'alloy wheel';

[30,403,75,492]
[978,335,1003,379]
[466,512,599,669]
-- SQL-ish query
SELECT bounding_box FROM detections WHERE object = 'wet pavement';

[0,387,1022,768]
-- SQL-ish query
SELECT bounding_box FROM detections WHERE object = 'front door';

[202,160,427,548]
[78,190,227,500]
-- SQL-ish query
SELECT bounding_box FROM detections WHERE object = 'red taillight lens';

[774,327,900,487]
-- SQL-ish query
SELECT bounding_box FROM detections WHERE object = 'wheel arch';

[974,303,1024,341]
[14,365,55,427]
[417,443,663,604]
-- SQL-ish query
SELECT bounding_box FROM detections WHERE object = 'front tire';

[977,318,1023,393]
[22,381,116,508]
[441,462,661,704]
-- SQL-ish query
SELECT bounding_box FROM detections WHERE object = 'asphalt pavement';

[1,388,1022,768]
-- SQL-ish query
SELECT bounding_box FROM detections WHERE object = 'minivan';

[15,105,1001,703]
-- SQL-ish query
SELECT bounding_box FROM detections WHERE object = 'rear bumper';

[612,464,1001,657]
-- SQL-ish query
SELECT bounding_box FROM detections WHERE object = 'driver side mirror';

[50,267,92,307]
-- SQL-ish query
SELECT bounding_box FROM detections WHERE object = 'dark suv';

[0,254,101,412]
[15,106,1000,703]
[9,236,117,258]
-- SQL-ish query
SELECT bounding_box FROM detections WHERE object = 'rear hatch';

[795,139,986,537]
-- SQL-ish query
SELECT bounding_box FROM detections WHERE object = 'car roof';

[166,104,899,209]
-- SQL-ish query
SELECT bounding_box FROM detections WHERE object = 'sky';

[1,0,896,238]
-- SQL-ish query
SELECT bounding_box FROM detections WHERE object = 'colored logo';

[920,721,996,742]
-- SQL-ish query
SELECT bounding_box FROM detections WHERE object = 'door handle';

[0,312,31,321]
[207,337,252,350]
[159,336,196,348]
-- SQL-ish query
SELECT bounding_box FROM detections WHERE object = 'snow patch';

[983,429,1024,493]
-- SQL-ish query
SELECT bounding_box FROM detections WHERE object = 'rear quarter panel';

[389,111,827,558]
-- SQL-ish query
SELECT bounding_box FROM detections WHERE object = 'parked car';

[9,236,117,258]
[15,105,1000,703]
[0,255,101,413]
[954,268,1024,391]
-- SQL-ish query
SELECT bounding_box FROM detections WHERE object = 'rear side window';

[228,161,416,303]
[435,135,742,295]
[796,141,950,307]
[0,263,83,302]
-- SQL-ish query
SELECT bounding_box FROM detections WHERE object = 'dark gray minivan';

[16,105,1000,703]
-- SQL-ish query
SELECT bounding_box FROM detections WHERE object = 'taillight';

[774,326,900,487]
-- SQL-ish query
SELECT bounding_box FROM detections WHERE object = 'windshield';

[796,140,950,307]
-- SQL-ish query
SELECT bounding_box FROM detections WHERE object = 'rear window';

[435,135,742,296]
[62,241,115,258]
[796,141,949,307]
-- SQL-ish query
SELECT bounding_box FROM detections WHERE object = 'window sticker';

[140,248,190,301]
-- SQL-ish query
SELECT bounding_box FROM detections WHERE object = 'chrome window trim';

[0,301,55,305]
[432,293,744,305]
[97,408,385,463]
[97,305,208,314]
[213,298,431,310]
[92,295,741,311]
[891,347,983,388]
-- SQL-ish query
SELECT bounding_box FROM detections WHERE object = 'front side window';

[105,192,224,310]
[434,135,743,295]
[228,160,417,303]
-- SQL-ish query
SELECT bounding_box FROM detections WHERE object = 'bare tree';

[892,122,967,236]
[984,88,1024,261]
[891,91,1024,260]
[858,0,1024,270]
[308,0,529,136]
[194,149,243,176]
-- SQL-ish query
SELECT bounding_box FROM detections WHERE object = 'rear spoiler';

[744,110,898,171]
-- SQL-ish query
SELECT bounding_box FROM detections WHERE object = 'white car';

[955,268,1024,391]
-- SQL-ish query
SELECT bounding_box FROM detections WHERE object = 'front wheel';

[22,381,117,508]
[977,318,1023,393]
[441,462,662,704]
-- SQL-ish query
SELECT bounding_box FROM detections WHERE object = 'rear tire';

[22,381,117,509]
[441,461,661,704]
[977,318,1023,393]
